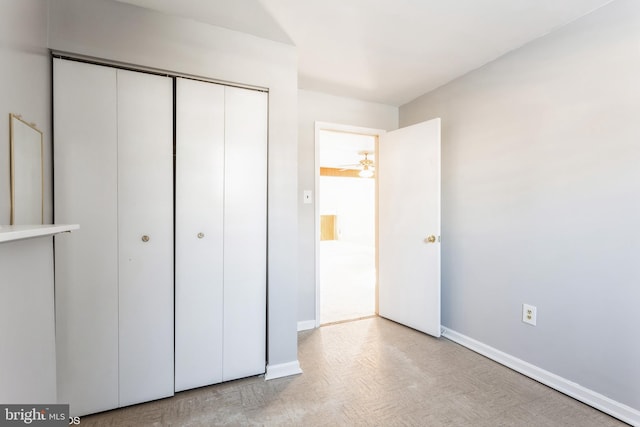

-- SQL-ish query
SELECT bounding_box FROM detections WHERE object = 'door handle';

[141,235,150,242]
[425,235,437,243]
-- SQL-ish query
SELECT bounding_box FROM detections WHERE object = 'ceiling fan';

[339,151,375,178]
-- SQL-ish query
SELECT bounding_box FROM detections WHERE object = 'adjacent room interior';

[318,129,376,325]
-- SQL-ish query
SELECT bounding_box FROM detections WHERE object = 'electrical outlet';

[522,304,537,326]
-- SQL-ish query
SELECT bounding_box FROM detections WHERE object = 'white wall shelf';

[0,224,79,243]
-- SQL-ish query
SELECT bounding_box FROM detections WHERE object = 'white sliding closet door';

[54,59,119,416]
[175,78,225,392]
[117,69,174,406]
[175,78,267,390]
[223,86,267,381]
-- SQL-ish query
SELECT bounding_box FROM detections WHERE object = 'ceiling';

[115,0,613,105]
[318,131,376,169]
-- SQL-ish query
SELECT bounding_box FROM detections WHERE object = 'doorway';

[315,123,384,325]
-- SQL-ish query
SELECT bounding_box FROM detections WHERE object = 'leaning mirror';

[10,113,44,224]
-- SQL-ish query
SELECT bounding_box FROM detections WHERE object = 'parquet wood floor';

[81,317,628,426]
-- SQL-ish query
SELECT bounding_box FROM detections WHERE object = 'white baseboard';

[265,360,303,381]
[297,320,316,331]
[441,327,640,427]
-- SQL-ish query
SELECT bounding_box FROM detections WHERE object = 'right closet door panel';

[222,86,268,382]
[175,80,267,390]
[175,78,225,392]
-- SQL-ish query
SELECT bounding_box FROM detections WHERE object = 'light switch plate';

[303,190,313,204]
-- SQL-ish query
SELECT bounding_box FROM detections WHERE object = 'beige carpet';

[81,317,627,426]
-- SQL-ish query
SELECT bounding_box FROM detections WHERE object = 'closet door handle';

[197,232,205,239]
[141,235,150,242]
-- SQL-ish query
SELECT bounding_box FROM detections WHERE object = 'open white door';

[378,118,441,337]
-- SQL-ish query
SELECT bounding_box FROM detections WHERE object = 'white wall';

[48,0,299,369]
[400,0,640,414]
[0,0,51,225]
[298,89,398,323]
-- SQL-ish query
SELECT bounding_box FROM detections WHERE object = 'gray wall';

[400,0,640,411]
[48,0,299,368]
[297,89,398,323]
[0,0,51,225]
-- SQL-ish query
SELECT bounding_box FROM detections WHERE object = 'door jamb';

[314,121,386,327]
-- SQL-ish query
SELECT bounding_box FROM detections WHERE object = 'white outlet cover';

[522,303,537,326]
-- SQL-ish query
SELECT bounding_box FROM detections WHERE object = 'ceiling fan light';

[359,168,374,178]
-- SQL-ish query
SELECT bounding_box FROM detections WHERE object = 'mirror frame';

[9,113,44,225]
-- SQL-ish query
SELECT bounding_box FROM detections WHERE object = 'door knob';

[197,232,205,239]
[141,235,150,242]
[425,235,436,243]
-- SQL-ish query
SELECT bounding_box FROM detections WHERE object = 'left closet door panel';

[54,59,174,416]
[117,69,174,406]
[54,59,119,416]
[175,78,225,392]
